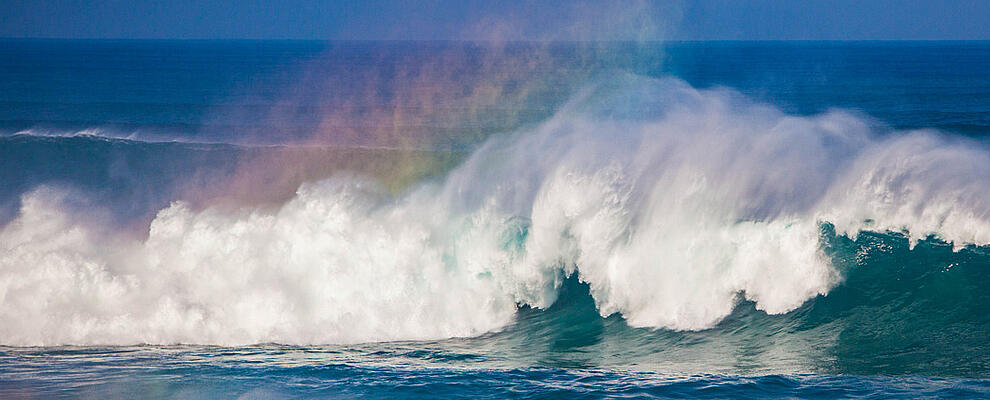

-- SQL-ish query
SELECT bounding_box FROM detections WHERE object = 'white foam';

[3,75,990,345]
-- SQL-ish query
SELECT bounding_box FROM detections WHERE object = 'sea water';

[1,40,990,398]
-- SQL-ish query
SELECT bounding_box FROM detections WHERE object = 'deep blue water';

[2,40,990,398]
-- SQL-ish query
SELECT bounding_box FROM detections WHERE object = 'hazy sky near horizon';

[2,0,988,41]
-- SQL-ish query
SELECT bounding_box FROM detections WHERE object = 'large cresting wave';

[3,75,990,346]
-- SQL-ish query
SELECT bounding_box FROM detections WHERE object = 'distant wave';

[2,128,273,149]
[5,127,182,142]
[2,128,433,152]
[2,75,990,346]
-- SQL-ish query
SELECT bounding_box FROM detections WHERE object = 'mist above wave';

[2,75,990,346]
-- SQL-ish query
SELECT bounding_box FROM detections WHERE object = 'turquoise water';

[2,40,990,398]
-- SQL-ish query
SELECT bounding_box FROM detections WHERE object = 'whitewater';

[3,74,990,347]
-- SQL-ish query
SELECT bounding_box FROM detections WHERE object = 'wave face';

[2,76,990,373]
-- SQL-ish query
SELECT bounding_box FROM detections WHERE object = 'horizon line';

[3,37,990,43]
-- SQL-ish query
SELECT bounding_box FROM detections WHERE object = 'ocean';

[1,39,990,398]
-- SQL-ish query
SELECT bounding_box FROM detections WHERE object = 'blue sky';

[2,0,988,40]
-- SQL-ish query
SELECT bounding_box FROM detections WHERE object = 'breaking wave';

[2,75,990,347]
